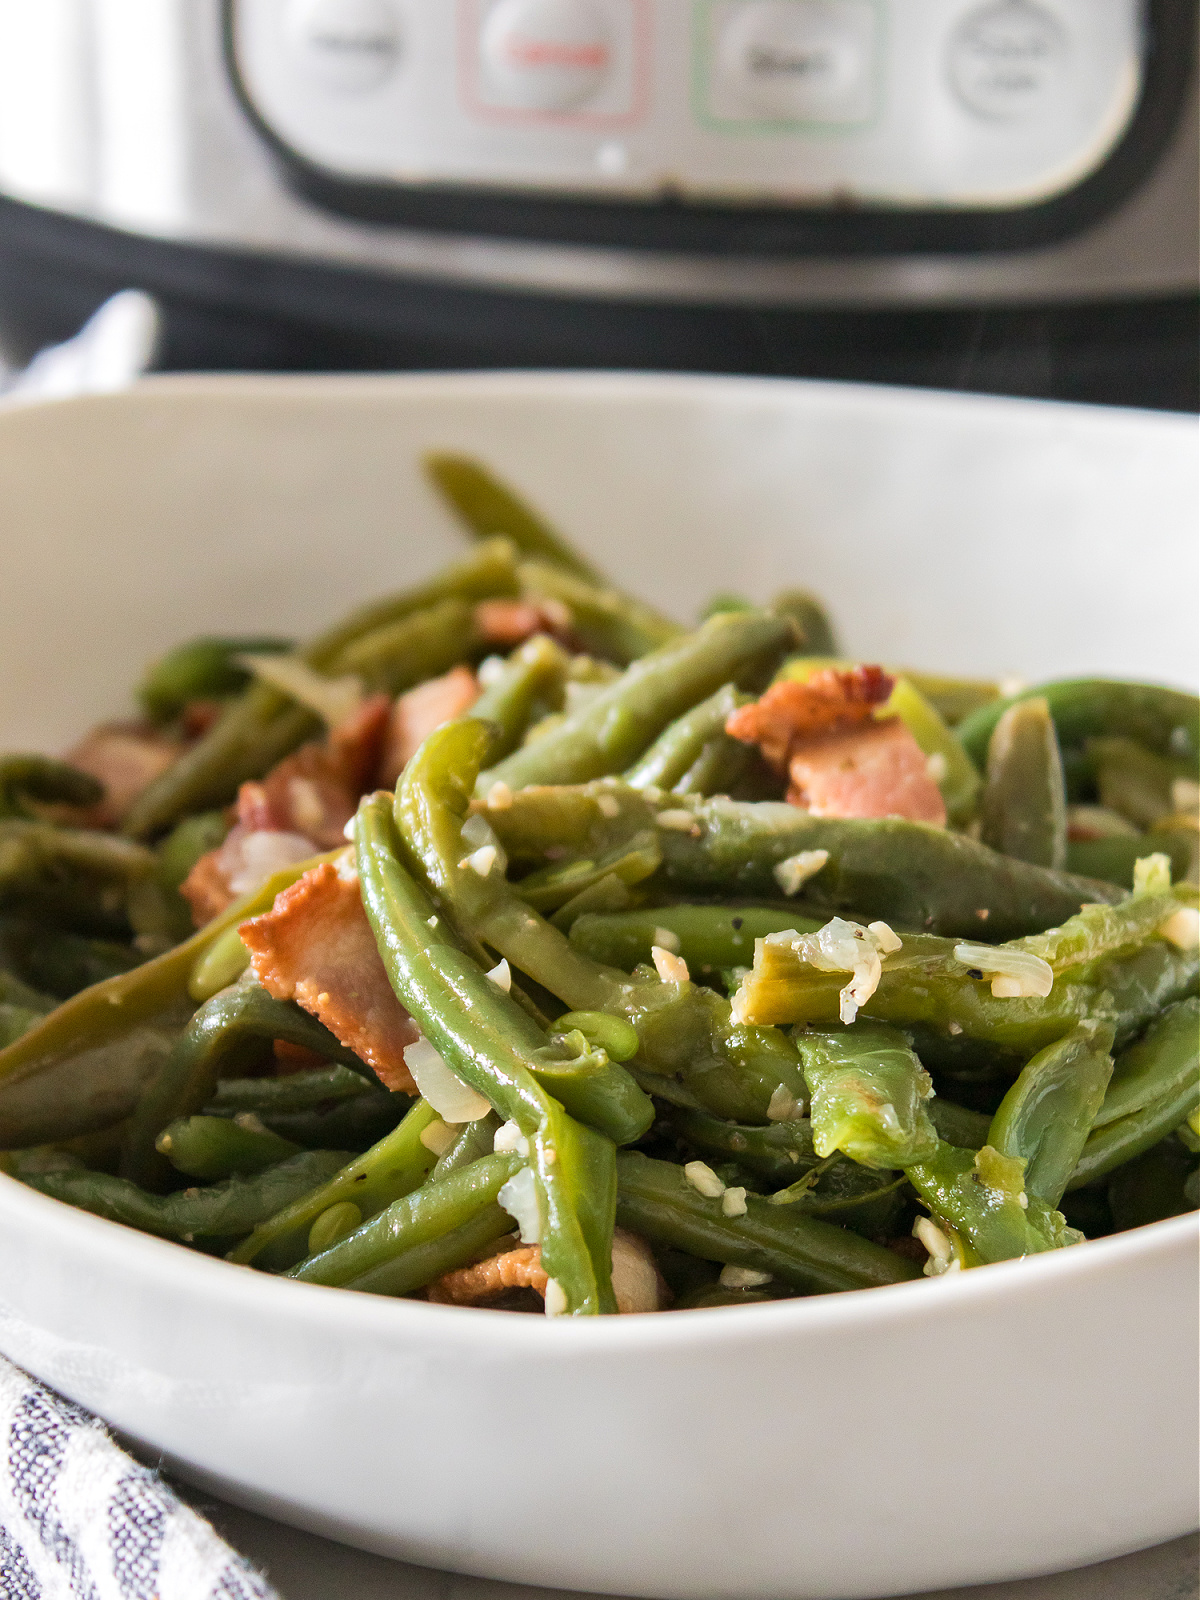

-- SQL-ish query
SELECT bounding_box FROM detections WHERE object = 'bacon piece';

[426,1228,667,1312]
[726,667,895,773]
[427,1242,548,1306]
[180,825,315,926]
[786,718,947,825]
[239,861,417,1093]
[64,722,183,826]
[378,665,481,788]
[473,598,572,650]
[235,694,392,850]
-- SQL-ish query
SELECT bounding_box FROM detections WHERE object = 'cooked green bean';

[615,1152,920,1293]
[988,1022,1114,1206]
[513,832,661,915]
[797,1023,939,1170]
[906,1143,1081,1263]
[980,697,1067,869]
[356,791,619,1313]
[397,721,804,1123]
[570,904,824,975]
[424,452,606,586]
[228,1096,441,1269]
[124,539,520,838]
[24,1149,349,1240]
[1066,1000,1199,1190]
[769,591,839,657]
[957,679,1200,772]
[478,611,794,794]
[156,1113,303,1178]
[120,975,368,1191]
[517,560,682,665]
[208,1064,379,1113]
[287,1151,521,1291]
[0,756,104,819]
[138,636,293,723]
[472,634,570,760]
[624,684,750,792]
[336,598,479,697]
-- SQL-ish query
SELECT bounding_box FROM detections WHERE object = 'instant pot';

[0,0,1194,406]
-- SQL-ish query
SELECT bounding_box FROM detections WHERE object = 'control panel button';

[948,1,1067,121]
[479,0,615,112]
[710,1,877,125]
[285,0,404,92]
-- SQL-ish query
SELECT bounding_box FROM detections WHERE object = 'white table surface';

[174,1483,1198,1600]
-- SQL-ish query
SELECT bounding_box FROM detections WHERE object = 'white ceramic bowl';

[0,373,1196,1600]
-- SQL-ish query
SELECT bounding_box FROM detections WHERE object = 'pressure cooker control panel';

[231,0,1143,207]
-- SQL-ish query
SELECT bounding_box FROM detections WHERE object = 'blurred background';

[0,0,1195,409]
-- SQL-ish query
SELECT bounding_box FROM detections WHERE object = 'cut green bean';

[797,1024,938,1170]
[0,756,104,819]
[770,591,839,657]
[624,684,749,792]
[518,560,681,665]
[138,636,292,723]
[23,1150,350,1240]
[980,698,1067,869]
[615,1152,920,1293]
[208,1065,378,1114]
[472,634,570,761]
[479,611,794,794]
[155,1113,303,1178]
[988,1022,1114,1206]
[957,679,1200,772]
[906,1143,1081,1263]
[569,904,825,975]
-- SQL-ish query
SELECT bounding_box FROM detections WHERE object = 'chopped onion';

[498,1165,541,1244]
[953,942,1053,999]
[773,849,829,897]
[236,653,362,727]
[402,1035,491,1124]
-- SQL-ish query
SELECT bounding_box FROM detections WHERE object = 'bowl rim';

[5,365,1200,434]
[2,1169,1195,1357]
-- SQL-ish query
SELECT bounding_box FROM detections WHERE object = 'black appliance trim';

[0,192,1195,413]
[223,0,1196,258]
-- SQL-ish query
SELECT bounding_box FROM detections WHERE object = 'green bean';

[188,925,252,1002]
[957,679,1200,772]
[398,722,803,1123]
[156,1113,303,1178]
[431,1112,500,1180]
[906,1143,1081,1263]
[424,452,606,586]
[514,832,661,914]
[553,1012,639,1062]
[0,756,104,819]
[624,685,749,792]
[767,1169,908,1237]
[23,1150,349,1241]
[734,890,1197,1061]
[250,1092,409,1152]
[701,593,753,620]
[980,698,1067,868]
[797,1024,938,1170]
[308,1200,362,1255]
[1065,830,1197,890]
[667,1104,818,1183]
[1090,737,1190,829]
[227,1096,441,1269]
[769,591,839,657]
[288,1150,522,1290]
[927,1097,992,1150]
[208,1064,378,1113]
[569,904,826,978]
[0,1003,47,1049]
[518,560,681,665]
[124,541,521,838]
[478,611,795,794]
[901,673,1001,728]
[673,733,754,800]
[615,1152,920,1293]
[0,820,155,905]
[988,1022,1114,1206]
[138,636,293,723]
[356,792,618,1313]
[0,923,137,1002]
[336,597,478,696]
[0,852,335,1148]
[1066,1000,1199,1190]
[472,634,570,760]
[120,975,368,1190]
[548,874,640,931]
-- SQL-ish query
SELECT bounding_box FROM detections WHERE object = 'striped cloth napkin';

[0,1353,279,1600]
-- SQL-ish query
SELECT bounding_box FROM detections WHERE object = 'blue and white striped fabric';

[0,1354,279,1600]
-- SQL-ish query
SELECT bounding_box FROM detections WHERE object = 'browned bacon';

[473,599,572,650]
[239,861,418,1093]
[725,667,895,773]
[378,665,480,788]
[64,722,184,827]
[427,1242,548,1305]
[786,718,947,825]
